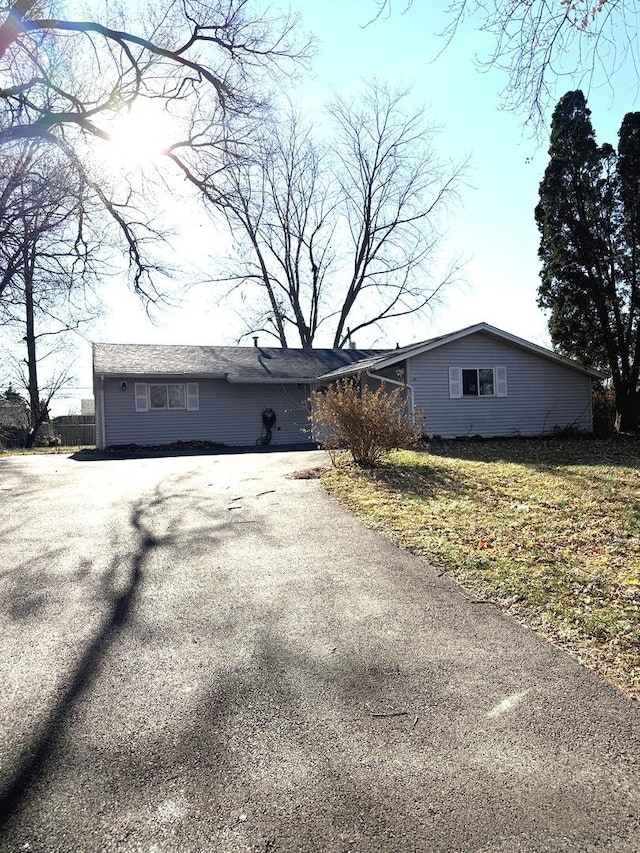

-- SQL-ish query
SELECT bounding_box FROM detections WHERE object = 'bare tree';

[217,82,463,347]
[328,82,463,347]
[0,0,310,291]
[372,1,640,130]
[217,108,335,346]
[0,0,308,147]
[4,346,75,447]
[0,142,102,445]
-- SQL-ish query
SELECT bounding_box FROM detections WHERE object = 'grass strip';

[322,437,640,699]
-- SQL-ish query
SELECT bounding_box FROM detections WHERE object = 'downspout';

[99,375,106,450]
[365,370,416,416]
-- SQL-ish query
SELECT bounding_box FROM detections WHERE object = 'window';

[149,383,186,409]
[150,384,169,409]
[134,382,199,412]
[168,384,186,408]
[462,368,494,397]
[449,367,507,399]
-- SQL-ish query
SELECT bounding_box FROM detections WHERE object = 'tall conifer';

[536,91,640,431]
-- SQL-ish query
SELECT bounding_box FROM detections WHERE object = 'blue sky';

[290,0,639,345]
[29,1,640,411]
[98,0,640,347]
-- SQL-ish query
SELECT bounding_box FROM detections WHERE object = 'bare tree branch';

[374,1,639,132]
[0,0,313,355]
[213,83,464,347]
[329,81,465,346]
[0,0,311,146]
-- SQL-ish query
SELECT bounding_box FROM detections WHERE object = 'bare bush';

[592,386,616,436]
[309,374,422,466]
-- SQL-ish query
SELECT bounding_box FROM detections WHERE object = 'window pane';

[479,369,494,396]
[168,384,186,409]
[150,385,167,409]
[462,369,478,396]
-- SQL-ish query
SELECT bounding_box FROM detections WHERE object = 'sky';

[5,0,640,414]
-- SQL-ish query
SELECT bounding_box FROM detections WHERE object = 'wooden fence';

[52,415,96,447]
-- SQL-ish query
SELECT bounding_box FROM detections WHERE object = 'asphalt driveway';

[0,450,638,852]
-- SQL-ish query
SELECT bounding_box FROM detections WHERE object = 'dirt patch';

[288,466,328,480]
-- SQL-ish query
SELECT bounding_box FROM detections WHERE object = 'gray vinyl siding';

[407,333,593,437]
[101,377,312,448]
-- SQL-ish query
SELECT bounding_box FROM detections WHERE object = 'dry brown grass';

[322,436,640,699]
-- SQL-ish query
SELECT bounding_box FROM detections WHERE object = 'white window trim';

[449,366,507,398]
[134,382,200,412]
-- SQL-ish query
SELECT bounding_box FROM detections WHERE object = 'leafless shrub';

[592,386,616,436]
[309,374,422,466]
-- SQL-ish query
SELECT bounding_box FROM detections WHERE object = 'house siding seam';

[407,333,593,437]
[101,377,313,447]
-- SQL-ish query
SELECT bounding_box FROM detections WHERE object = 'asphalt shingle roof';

[318,335,449,380]
[318,323,606,380]
[93,324,605,385]
[92,343,388,382]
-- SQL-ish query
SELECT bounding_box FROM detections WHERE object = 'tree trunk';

[24,249,40,448]
[614,388,640,432]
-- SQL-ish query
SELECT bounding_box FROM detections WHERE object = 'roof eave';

[94,370,228,379]
[318,367,369,381]
[94,371,319,383]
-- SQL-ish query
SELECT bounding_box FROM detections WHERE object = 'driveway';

[0,450,638,852]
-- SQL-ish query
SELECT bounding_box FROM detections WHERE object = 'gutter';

[96,371,227,380]
[365,370,416,416]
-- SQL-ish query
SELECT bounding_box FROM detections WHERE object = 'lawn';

[322,436,640,699]
[0,445,92,456]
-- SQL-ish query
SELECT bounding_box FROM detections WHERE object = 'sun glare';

[105,106,172,168]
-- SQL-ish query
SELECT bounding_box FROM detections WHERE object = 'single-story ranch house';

[92,323,605,450]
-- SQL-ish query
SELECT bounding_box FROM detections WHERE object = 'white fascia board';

[367,324,484,367]
[318,359,381,381]
[368,324,496,370]
[94,372,317,383]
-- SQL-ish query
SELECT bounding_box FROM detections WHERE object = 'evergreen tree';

[2,385,24,405]
[536,90,640,432]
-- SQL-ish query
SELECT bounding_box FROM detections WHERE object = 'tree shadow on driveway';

[0,476,236,833]
[1,458,639,852]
